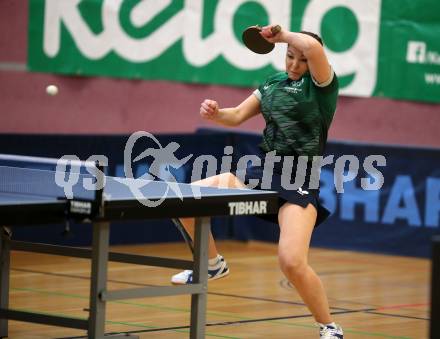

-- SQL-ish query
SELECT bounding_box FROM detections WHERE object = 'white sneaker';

[171,255,229,284]
[319,323,344,339]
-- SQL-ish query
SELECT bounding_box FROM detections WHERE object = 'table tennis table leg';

[190,217,210,339]
[88,222,110,339]
[0,227,11,338]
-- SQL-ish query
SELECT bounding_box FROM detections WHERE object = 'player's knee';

[278,253,307,279]
[204,172,240,188]
[218,172,246,188]
[192,172,243,189]
[216,172,234,188]
[192,175,219,187]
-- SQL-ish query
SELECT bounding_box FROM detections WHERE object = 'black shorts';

[233,152,330,227]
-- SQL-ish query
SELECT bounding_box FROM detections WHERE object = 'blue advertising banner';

[211,129,440,257]
[0,130,438,257]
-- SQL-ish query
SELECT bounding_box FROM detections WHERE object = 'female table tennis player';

[171,25,342,339]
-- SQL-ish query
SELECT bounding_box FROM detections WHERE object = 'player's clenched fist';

[200,99,219,120]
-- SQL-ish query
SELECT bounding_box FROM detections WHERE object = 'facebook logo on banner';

[407,41,427,63]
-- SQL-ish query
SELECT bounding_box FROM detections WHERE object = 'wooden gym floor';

[7,241,430,338]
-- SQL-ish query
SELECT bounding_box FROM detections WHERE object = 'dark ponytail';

[300,31,323,46]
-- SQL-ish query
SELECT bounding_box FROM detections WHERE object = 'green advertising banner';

[28,0,440,103]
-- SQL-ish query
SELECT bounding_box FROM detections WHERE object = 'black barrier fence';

[0,129,439,257]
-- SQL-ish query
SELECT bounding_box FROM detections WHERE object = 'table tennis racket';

[242,25,281,54]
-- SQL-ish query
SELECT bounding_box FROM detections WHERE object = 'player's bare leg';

[180,172,246,257]
[171,173,246,284]
[277,202,332,324]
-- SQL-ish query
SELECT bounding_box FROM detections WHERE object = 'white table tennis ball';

[46,85,58,96]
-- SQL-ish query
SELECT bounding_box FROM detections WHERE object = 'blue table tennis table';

[0,154,278,339]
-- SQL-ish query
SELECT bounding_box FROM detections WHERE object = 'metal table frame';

[0,217,210,339]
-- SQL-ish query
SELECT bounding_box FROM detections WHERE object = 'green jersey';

[255,71,339,157]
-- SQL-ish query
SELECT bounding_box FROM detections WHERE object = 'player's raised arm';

[260,26,332,85]
[200,94,261,127]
